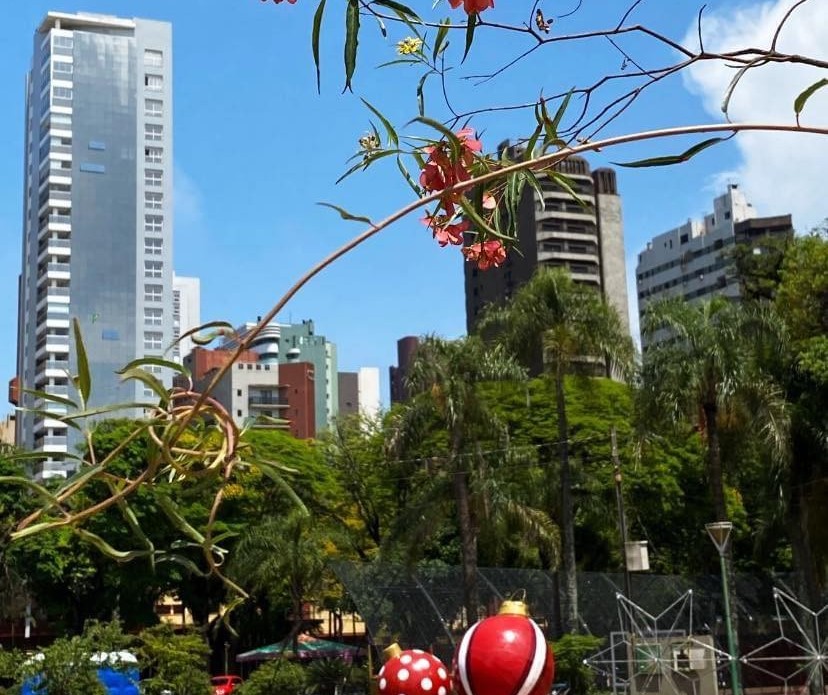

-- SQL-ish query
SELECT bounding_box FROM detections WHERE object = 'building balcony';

[536,208,596,224]
[537,250,600,265]
[34,341,70,361]
[32,416,68,434]
[248,396,289,408]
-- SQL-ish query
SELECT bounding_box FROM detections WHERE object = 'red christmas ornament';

[453,600,555,695]
[378,644,452,695]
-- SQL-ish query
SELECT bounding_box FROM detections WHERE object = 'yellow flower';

[396,37,422,55]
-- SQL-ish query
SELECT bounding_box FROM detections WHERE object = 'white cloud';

[683,0,828,231]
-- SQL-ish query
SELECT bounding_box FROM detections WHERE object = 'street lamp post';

[705,522,741,695]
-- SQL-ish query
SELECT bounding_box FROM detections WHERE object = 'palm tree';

[229,510,327,650]
[640,297,787,524]
[479,268,635,634]
[387,335,557,625]
[639,296,788,662]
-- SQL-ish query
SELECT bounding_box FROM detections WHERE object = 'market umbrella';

[236,633,360,663]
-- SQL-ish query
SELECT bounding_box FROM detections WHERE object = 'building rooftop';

[38,11,136,34]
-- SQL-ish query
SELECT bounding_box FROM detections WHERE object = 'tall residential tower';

[16,12,174,476]
[464,152,631,372]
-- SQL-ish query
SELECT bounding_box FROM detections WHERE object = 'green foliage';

[18,633,106,695]
[305,658,351,695]
[136,623,211,695]
[235,660,307,695]
[551,633,604,695]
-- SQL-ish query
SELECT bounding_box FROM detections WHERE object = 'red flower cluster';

[419,127,482,206]
[449,0,494,14]
[462,240,507,270]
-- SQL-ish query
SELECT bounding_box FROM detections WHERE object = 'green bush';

[18,634,106,695]
[136,623,212,695]
[551,633,604,695]
[236,660,307,695]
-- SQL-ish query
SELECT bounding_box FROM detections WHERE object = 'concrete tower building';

[464,151,631,371]
[15,12,174,476]
[635,184,793,350]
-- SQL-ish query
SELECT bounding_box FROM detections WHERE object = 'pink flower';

[422,213,469,247]
[448,0,494,15]
[482,193,497,209]
[462,240,507,270]
[418,127,483,204]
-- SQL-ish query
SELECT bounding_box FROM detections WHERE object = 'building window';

[144,284,163,302]
[144,331,163,350]
[145,74,163,91]
[145,146,163,164]
[144,169,163,187]
[145,192,163,210]
[144,260,163,278]
[144,307,163,325]
[145,238,163,255]
[144,49,163,67]
[145,98,163,117]
[237,389,242,397]
[53,61,73,75]
[80,163,106,174]
[88,140,106,150]
[53,36,73,49]
[53,86,73,100]
[145,214,163,233]
[145,123,163,141]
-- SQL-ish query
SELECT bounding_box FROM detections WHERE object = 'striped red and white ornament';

[453,600,555,695]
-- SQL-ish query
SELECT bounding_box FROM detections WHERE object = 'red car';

[211,675,243,695]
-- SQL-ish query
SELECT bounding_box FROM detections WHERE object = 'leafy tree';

[17,633,106,695]
[774,232,828,605]
[480,268,635,633]
[235,660,307,695]
[136,623,212,695]
[388,335,554,624]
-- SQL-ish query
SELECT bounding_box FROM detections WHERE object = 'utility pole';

[611,427,632,601]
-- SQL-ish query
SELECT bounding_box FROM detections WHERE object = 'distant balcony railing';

[248,396,288,407]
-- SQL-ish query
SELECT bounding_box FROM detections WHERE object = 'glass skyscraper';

[16,12,174,477]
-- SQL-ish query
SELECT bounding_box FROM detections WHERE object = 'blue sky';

[0,0,824,414]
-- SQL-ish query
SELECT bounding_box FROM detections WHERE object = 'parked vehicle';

[212,674,244,695]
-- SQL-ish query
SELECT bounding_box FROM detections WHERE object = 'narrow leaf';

[794,78,828,121]
[118,355,189,377]
[312,0,327,93]
[72,317,91,406]
[432,19,450,62]
[550,89,574,132]
[462,12,478,63]
[317,202,374,225]
[613,137,728,168]
[410,115,462,157]
[344,0,360,92]
[416,72,430,117]
[361,98,398,146]
[372,0,421,21]
[22,388,77,409]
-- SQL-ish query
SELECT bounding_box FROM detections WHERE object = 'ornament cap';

[498,600,529,617]
[383,643,403,661]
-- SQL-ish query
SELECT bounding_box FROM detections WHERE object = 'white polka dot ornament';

[452,600,555,695]
[378,643,451,695]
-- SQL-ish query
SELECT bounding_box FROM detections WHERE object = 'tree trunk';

[556,370,578,634]
[453,458,479,626]
[704,402,741,669]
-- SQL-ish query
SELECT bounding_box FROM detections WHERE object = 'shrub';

[236,660,307,695]
[551,633,604,695]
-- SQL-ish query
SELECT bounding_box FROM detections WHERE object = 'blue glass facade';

[17,14,173,477]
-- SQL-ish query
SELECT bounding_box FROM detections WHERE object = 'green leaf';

[372,0,421,21]
[336,149,400,185]
[396,156,421,195]
[72,317,91,407]
[344,0,360,92]
[361,98,398,146]
[416,71,431,117]
[312,0,327,93]
[794,78,828,122]
[75,528,151,562]
[61,402,158,422]
[551,89,574,132]
[462,12,478,63]
[21,387,78,409]
[542,170,586,207]
[410,115,463,159]
[317,202,374,225]
[118,355,189,377]
[432,19,450,61]
[117,367,169,402]
[613,137,728,168]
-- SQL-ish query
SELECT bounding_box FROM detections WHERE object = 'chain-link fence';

[331,561,825,689]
